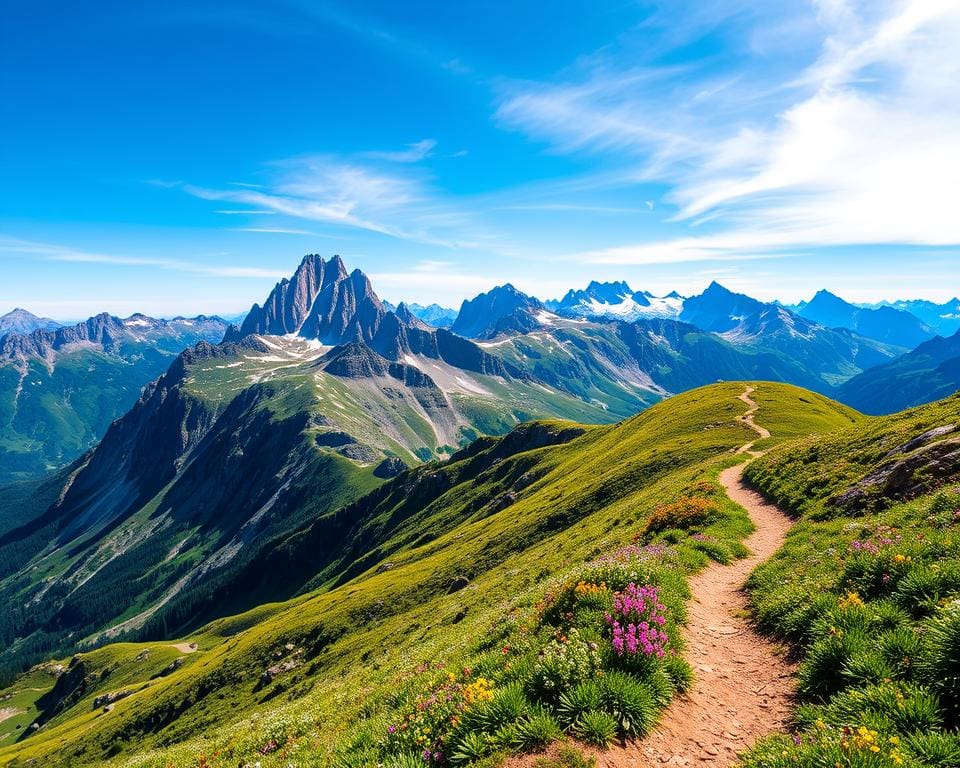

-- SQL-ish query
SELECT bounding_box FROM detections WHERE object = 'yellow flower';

[892,553,911,564]
[463,677,494,705]
[838,591,865,610]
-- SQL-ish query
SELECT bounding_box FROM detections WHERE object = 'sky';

[1,0,959,320]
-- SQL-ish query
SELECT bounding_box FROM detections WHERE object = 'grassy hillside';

[742,392,960,767]
[0,333,635,684]
[0,382,860,766]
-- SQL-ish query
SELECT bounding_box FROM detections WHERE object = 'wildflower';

[605,583,669,658]
[838,591,865,610]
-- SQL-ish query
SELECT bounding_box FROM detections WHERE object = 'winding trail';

[594,385,794,767]
[504,387,796,768]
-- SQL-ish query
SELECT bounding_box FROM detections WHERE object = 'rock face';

[231,255,523,379]
[680,281,770,334]
[830,429,960,513]
[232,254,387,344]
[451,284,546,339]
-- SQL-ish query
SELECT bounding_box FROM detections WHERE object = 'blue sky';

[1,0,958,319]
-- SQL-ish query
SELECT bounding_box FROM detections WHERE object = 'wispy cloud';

[229,226,331,236]
[0,237,288,279]
[495,0,960,262]
[178,150,488,250]
[362,139,437,163]
[214,209,277,215]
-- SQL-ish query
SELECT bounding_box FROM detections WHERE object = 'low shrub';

[596,671,657,738]
[573,710,618,747]
[556,680,601,727]
[798,630,870,700]
[643,496,721,536]
[917,605,960,724]
[904,731,960,767]
[527,629,602,702]
[511,708,563,751]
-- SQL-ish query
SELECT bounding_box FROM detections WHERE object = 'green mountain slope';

[0,314,229,484]
[741,392,960,767]
[836,329,960,414]
[0,329,631,681]
[0,382,860,766]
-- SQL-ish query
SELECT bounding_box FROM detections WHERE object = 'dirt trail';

[509,387,796,768]
[734,386,771,455]
[594,386,794,767]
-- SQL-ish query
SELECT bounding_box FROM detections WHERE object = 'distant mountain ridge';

[546,280,684,321]
[873,297,960,337]
[837,328,960,414]
[451,283,547,339]
[0,308,61,339]
[407,302,457,327]
[0,312,229,484]
[797,289,934,348]
[1,312,227,362]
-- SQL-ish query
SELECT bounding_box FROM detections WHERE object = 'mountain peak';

[0,307,62,337]
[704,280,734,295]
[236,254,386,343]
[451,284,544,339]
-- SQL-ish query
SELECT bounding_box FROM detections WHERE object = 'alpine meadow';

[2,2,959,768]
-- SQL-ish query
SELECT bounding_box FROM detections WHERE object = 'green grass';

[0,381,861,767]
[741,392,960,768]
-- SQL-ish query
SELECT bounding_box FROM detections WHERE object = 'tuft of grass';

[573,710,619,747]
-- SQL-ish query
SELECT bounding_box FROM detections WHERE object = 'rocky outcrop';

[830,433,960,513]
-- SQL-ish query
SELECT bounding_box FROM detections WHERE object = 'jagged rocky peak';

[394,302,432,330]
[451,283,545,339]
[234,254,389,345]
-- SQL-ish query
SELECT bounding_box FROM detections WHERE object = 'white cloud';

[495,0,960,261]
[229,226,331,236]
[362,139,437,163]
[180,153,486,250]
[0,237,289,279]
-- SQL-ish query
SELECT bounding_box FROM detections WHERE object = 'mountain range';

[0,253,956,682]
[836,327,960,414]
[795,289,934,348]
[3,262,953,488]
[0,253,959,767]
[872,297,960,336]
[0,313,229,485]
